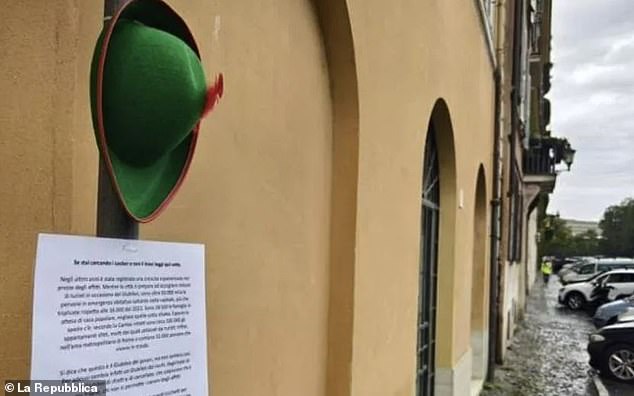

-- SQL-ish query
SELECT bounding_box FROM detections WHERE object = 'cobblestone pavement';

[481,276,599,396]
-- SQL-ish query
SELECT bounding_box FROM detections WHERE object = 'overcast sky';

[548,0,634,221]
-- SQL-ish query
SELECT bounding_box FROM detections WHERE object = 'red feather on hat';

[202,74,224,118]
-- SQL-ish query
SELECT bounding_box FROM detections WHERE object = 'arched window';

[416,125,440,396]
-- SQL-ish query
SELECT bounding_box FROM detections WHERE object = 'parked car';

[552,257,578,273]
[558,269,634,310]
[588,321,634,383]
[559,261,589,278]
[559,257,604,280]
[616,307,634,324]
[593,295,634,328]
[560,258,634,284]
[588,279,618,314]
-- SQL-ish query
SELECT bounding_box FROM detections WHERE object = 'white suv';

[558,269,634,310]
[560,258,634,284]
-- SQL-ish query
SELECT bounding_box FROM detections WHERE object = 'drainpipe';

[487,0,507,382]
[487,67,502,382]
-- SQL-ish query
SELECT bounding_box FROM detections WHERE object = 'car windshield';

[588,272,608,283]
[570,263,584,272]
[577,264,596,274]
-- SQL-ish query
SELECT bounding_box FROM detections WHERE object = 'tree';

[539,216,601,257]
[537,197,634,259]
[599,198,634,257]
[540,215,573,257]
[570,229,600,257]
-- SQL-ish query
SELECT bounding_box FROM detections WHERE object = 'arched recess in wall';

[417,98,457,395]
[524,190,543,282]
[431,98,457,374]
[470,164,488,382]
[311,1,360,396]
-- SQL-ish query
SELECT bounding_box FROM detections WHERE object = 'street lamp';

[563,147,576,171]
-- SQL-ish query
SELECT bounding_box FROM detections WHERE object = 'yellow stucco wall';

[142,1,334,395]
[0,0,80,379]
[346,0,494,394]
[76,1,334,395]
[0,1,494,395]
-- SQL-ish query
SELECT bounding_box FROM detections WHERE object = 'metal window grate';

[416,126,440,396]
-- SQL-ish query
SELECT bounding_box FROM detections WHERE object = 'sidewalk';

[480,278,598,396]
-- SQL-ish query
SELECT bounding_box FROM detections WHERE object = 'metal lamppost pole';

[96,0,138,239]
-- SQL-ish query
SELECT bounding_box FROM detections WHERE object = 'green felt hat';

[90,0,223,222]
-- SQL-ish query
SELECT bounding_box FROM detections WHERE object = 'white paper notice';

[31,233,208,396]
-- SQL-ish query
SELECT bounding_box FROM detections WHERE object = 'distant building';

[562,219,602,237]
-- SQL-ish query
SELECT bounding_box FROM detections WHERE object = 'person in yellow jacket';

[541,258,553,284]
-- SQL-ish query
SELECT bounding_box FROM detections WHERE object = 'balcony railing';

[524,136,575,176]
[524,145,556,175]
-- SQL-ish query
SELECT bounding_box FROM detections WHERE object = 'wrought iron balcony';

[523,137,575,193]
[524,145,556,175]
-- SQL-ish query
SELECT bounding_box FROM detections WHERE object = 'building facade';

[563,219,602,237]
[493,0,574,362]
[0,1,570,395]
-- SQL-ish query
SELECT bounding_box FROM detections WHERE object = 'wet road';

[481,276,599,396]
